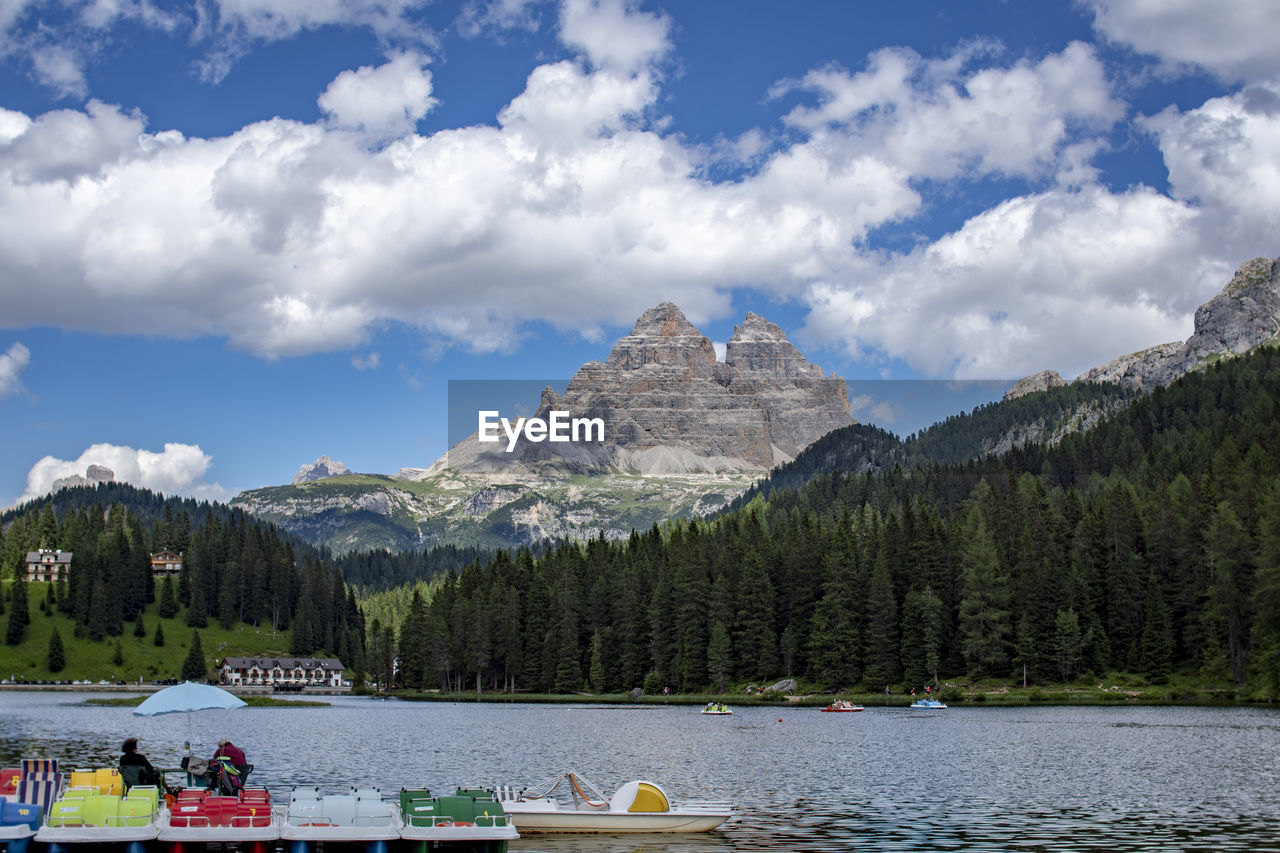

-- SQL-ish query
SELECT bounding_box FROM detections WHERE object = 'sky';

[1,0,1278,508]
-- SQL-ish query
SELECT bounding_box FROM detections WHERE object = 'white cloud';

[0,341,30,397]
[456,0,541,37]
[319,53,437,141]
[29,44,88,100]
[849,393,902,426]
[13,441,229,506]
[1083,0,1280,83]
[0,3,1267,386]
[1143,81,1280,257]
[351,351,381,370]
[777,40,1122,184]
[801,184,1225,379]
[558,0,669,75]
[196,0,436,82]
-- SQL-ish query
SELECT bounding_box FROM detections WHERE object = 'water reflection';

[2,694,1279,851]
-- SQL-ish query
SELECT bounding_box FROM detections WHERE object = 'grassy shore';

[393,675,1273,707]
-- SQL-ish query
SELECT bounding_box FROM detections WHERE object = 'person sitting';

[209,738,250,793]
[118,737,163,790]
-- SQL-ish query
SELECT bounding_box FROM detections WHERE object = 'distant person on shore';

[119,737,162,789]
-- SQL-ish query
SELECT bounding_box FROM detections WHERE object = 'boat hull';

[507,809,729,833]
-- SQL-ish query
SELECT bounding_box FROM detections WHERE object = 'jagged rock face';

[292,455,351,485]
[52,465,115,492]
[1002,370,1067,402]
[529,303,853,470]
[1011,256,1280,397]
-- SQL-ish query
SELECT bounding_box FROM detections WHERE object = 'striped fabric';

[16,777,60,809]
[20,759,57,776]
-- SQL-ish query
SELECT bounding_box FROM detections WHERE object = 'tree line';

[385,347,1280,696]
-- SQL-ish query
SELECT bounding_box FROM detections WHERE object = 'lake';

[2,692,1278,851]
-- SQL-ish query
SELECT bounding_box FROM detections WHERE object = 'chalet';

[24,550,71,583]
[150,550,183,577]
[218,657,346,689]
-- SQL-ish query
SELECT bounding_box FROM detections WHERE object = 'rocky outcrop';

[438,302,853,476]
[292,455,351,484]
[1001,370,1067,402]
[1008,256,1280,398]
[52,464,115,492]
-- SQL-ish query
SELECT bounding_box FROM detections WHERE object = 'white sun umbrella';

[132,681,247,757]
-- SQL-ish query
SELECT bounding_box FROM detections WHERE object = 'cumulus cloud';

[775,40,1122,184]
[0,2,1271,381]
[1143,81,1280,257]
[1082,0,1280,83]
[801,184,1225,379]
[319,53,438,141]
[195,0,436,82]
[0,341,31,397]
[13,441,229,506]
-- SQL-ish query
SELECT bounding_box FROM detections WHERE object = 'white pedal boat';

[497,771,731,833]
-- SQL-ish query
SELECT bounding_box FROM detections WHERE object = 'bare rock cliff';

[1009,255,1280,398]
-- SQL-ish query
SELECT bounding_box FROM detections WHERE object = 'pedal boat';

[280,786,401,847]
[821,700,864,712]
[910,697,948,709]
[157,787,280,846]
[497,771,731,833]
[398,787,518,852]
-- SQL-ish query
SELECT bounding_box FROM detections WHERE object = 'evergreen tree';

[5,572,29,646]
[900,587,943,688]
[181,630,206,681]
[588,630,605,694]
[133,614,146,638]
[157,576,179,619]
[112,638,124,666]
[154,622,165,647]
[1139,575,1174,683]
[185,577,208,628]
[47,626,66,672]
[862,557,900,687]
[706,621,731,691]
[1053,609,1082,682]
[958,506,1012,677]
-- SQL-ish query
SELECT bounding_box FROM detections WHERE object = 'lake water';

[2,692,1278,851]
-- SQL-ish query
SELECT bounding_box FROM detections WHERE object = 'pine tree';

[862,557,900,687]
[154,622,165,647]
[112,638,124,666]
[706,621,731,691]
[181,630,206,681]
[47,627,66,672]
[900,587,943,688]
[133,614,146,638]
[958,506,1012,677]
[158,576,178,619]
[1053,609,1082,682]
[5,572,29,646]
[1139,575,1173,683]
[186,577,208,628]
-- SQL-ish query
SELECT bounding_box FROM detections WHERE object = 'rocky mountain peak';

[1011,254,1280,398]
[52,464,115,492]
[1002,369,1067,401]
[726,310,824,382]
[604,302,718,374]
[293,455,351,485]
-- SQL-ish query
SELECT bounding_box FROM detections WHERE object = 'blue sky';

[1,0,1277,507]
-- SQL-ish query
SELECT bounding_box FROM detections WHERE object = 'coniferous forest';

[0,488,366,675]
[4,348,1280,698]
[387,348,1280,697]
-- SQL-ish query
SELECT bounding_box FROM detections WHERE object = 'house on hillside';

[150,550,183,577]
[218,657,346,688]
[24,550,71,582]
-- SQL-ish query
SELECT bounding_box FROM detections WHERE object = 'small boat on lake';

[700,703,732,715]
[910,698,947,709]
[821,700,864,712]
[496,771,731,833]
